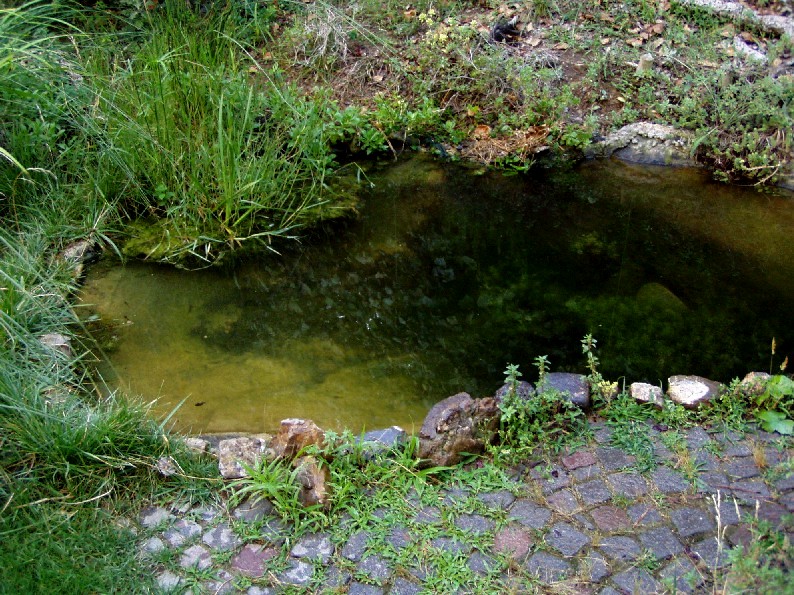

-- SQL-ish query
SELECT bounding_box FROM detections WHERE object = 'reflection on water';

[79,156,794,434]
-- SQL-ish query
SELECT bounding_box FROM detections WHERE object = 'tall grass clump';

[79,0,349,265]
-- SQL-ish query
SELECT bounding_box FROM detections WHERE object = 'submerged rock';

[418,392,500,467]
[667,375,722,408]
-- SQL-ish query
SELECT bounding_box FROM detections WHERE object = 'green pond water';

[79,156,794,434]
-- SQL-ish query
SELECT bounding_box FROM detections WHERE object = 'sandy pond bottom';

[79,156,794,434]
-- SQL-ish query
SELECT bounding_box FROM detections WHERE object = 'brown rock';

[270,418,326,460]
[737,372,771,397]
[294,456,331,508]
[217,435,271,479]
[417,393,500,467]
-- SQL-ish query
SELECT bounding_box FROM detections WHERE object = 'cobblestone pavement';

[137,421,793,594]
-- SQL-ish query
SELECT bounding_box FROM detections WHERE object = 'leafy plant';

[754,375,794,435]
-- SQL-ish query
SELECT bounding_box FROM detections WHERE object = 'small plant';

[754,375,794,435]
[581,334,618,406]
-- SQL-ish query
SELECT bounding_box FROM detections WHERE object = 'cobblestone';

[132,419,791,593]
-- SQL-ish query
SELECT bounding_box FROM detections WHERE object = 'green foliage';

[754,375,794,434]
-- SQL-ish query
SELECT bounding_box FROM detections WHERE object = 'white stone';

[667,375,721,408]
[630,383,664,408]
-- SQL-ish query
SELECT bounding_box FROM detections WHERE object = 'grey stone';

[358,553,392,583]
[204,569,235,594]
[325,565,352,588]
[724,457,760,480]
[546,489,581,515]
[477,489,516,509]
[652,466,690,493]
[454,513,495,535]
[577,479,612,505]
[592,424,613,444]
[713,497,743,525]
[540,372,590,408]
[431,536,467,555]
[260,517,288,544]
[349,583,385,595]
[607,472,647,499]
[163,519,202,548]
[441,487,469,505]
[279,559,314,585]
[495,380,535,402]
[627,503,662,526]
[612,567,661,592]
[630,382,664,408]
[291,532,333,564]
[156,570,183,590]
[414,505,441,525]
[639,527,685,560]
[572,465,600,481]
[139,506,173,529]
[140,536,165,554]
[697,472,730,493]
[468,550,499,574]
[232,497,274,522]
[585,550,611,582]
[193,504,222,522]
[387,527,411,550]
[598,588,622,595]
[358,426,407,456]
[180,544,212,570]
[660,557,702,594]
[670,508,715,538]
[596,446,636,471]
[529,464,571,494]
[692,536,732,568]
[342,530,369,562]
[693,450,720,471]
[525,551,572,582]
[417,393,500,467]
[509,499,552,529]
[668,376,721,409]
[584,122,696,167]
[599,535,641,562]
[389,577,423,595]
[722,442,752,457]
[545,522,590,557]
[247,586,276,595]
[730,479,771,504]
[203,523,241,551]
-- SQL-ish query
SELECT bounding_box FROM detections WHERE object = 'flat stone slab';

[493,526,533,560]
[203,523,241,551]
[545,522,590,557]
[180,544,212,570]
[668,375,721,408]
[291,533,333,564]
[599,535,641,562]
[577,479,612,506]
[639,527,685,560]
[670,507,715,538]
[591,505,631,531]
[525,551,572,582]
[509,499,552,529]
[232,544,276,578]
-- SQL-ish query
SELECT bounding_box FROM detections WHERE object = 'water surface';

[80,156,794,433]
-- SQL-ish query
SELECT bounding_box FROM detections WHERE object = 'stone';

[139,506,173,529]
[639,527,685,560]
[599,535,641,562]
[584,122,696,167]
[596,446,636,471]
[545,522,590,557]
[467,551,499,574]
[156,570,183,590]
[612,567,661,592]
[184,437,209,454]
[591,505,631,532]
[349,583,384,595]
[509,499,552,529]
[218,435,271,479]
[232,497,274,522]
[667,375,722,408]
[660,556,702,594]
[203,569,235,595]
[232,544,276,578]
[38,332,72,358]
[202,523,241,551]
[737,372,771,397]
[180,544,212,570]
[387,527,412,550]
[163,519,202,547]
[546,489,581,515]
[454,513,495,535]
[627,503,663,526]
[585,551,610,582]
[530,464,571,494]
[493,526,533,560]
[294,455,331,508]
[431,537,467,555]
[495,380,535,402]
[58,239,98,278]
[414,505,441,525]
[417,393,500,467]
[357,426,407,457]
[606,472,647,499]
[730,479,771,504]
[140,537,165,555]
[271,418,325,460]
[291,533,333,564]
[540,372,590,408]
[561,450,597,470]
[630,382,664,408]
[692,536,731,568]
[357,554,392,583]
[577,479,612,506]
[670,508,715,538]
[686,426,713,449]
[390,577,423,594]
[724,457,760,480]
[652,466,691,493]
[342,531,369,562]
[635,52,654,74]
[477,489,516,509]
[525,551,572,582]
[279,559,314,586]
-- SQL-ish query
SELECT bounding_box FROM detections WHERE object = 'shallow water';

[79,156,794,434]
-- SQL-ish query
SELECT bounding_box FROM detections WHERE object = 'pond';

[78,155,794,434]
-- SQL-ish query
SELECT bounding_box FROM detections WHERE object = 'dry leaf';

[599,12,614,22]
[617,96,626,103]
[403,9,416,19]
[601,37,611,45]
[553,42,569,50]
[627,38,644,47]
[649,22,665,35]
[651,38,665,50]
[526,37,542,47]
[472,125,492,140]
[372,74,384,83]
[698,60,719,68]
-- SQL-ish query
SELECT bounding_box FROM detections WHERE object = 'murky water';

[79,156,794,434]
